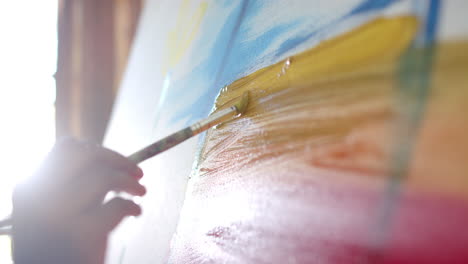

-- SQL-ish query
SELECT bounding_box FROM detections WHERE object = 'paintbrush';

[0,91,250,234]
[128,91,250,163]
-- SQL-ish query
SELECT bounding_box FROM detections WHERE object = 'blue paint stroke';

[221,18,303,86]
[164,0,249,123]
[161,0,440,126]
[423,0,440,44]
[369,1,441,257]
[275,0,399,58]
[349,0,399,16]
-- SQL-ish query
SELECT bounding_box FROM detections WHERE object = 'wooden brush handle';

[128,127,193,163]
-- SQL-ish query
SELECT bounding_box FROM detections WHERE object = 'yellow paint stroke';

[214,16,419,110]
[163,0,208,74]
[198,15,468,199]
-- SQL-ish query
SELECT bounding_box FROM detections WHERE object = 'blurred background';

[0,0,143,261]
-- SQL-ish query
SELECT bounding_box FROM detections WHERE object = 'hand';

[11,138,146,264]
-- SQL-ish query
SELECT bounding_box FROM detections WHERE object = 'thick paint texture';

[168,15,468,263]
[105,1,468,263]
[213,16,418,110]
[205,16,419,179]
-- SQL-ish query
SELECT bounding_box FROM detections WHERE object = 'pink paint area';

[169,166,468,263]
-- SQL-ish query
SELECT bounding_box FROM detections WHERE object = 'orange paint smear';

[197,15,468,199]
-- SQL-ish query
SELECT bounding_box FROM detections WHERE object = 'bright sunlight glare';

[0,1,58,224]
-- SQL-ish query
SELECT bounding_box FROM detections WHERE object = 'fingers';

[45,137,143,181]
[108,170,146,196]
[21,137,146,222]
[64,165,146,212]
[33,138,146,214]
[88,166,146,200]
[94,197,141,232]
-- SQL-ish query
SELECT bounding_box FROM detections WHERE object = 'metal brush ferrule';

[190,106,237,135]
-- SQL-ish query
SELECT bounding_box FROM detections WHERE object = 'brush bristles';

[234,91,250,115]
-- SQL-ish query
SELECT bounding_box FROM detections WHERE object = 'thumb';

[93,197,141,232]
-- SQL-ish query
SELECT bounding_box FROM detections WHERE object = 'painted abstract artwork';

[104,0,468,263]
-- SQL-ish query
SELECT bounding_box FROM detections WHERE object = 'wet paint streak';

[212,16,418,111]
[162,1,416,124]
[168,17,468,262]
[197,42,468,197]
[274,0,399,59]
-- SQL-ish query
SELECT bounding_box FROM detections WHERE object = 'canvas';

[104,1,468,263]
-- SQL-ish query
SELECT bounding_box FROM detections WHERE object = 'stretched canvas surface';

[105,1,468,263]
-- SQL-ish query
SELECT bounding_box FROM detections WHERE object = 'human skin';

[11,138,146,264]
